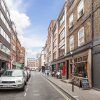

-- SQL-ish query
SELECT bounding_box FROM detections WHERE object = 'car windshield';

[2,70,23,77]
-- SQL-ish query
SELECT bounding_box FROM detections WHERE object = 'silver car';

[0,69,26,91]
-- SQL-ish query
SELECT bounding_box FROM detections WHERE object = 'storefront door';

[66,60,69,79]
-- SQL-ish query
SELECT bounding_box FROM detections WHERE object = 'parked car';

[27,69,31,79]
[24,70,29,82]
[0,69,26,91]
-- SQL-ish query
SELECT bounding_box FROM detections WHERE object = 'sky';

[6,0,65,58]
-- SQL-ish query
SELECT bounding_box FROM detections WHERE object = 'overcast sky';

[6,0,64,58]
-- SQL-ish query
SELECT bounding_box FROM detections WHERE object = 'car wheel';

[21,84,25,91]
[25,81,27,85]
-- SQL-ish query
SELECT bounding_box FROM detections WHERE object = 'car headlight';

[16,80,22,83]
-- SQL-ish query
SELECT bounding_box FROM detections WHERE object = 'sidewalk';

[43,75,100,100]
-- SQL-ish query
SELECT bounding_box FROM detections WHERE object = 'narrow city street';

[0,72,69,100]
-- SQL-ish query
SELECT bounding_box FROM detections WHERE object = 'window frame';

[78,27,85,46]
[69,35,74,51]
[77,0,84,19]
[69,13,74,28]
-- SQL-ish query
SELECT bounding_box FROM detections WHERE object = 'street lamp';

[70,51,74,92]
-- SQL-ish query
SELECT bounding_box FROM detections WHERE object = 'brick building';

[11,22,17,69]
[16,37,21,63]
[66,0,93,87]
[43,0,100,89]
[27,58,38,70]
[20,47,25,65]
[47,20,55,66]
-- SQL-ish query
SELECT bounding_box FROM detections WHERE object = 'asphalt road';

[0,72,69,100]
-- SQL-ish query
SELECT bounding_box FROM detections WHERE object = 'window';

[0,27,10,43]
[0,11,11,32]
[59,38,65,47]
[77,0,84,19]
[7,11,10,21]
[59,28,65,41]
[1,0,6,12]
[0,43,10,55]
[59,14,65,26]
[69,35,74,51]
[59,45,65,57]
[69,13,74,28]
[13,45,16,51]
[53,52,56,60]
[78,27,84,46]
[53,40,56,49]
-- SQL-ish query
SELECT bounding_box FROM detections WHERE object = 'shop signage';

[81,78,90,89]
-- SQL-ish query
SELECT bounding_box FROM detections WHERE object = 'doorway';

[66,60,69,79]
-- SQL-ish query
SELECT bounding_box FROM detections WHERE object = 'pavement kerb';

[42,74,76,100]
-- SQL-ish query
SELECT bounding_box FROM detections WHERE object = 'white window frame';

[0,27,10,43]
[69,13,74,28]
[78,27,84,46]
[60,14,65,26]
[77,0,84,19]
[59,28,65,41]
[70,35,74,51]
[1,0,6,12]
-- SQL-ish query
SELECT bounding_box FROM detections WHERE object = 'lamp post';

[70,51,74,92]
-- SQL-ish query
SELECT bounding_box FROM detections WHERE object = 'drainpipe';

[91,0,94,87]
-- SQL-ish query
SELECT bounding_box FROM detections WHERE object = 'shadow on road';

[0,89,24,93]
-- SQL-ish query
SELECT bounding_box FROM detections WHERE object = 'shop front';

[51,64,56,76]
[51,58,66,79]
[0,59,11,76]
[66,49,92,87]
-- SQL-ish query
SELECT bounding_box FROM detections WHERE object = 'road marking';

[33,93,40,96]
[24,92,27,97]
[73,96,78,97]
[42,76,70,100]
[33,90,39,93]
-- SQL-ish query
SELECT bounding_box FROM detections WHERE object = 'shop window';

[74,63,87,77]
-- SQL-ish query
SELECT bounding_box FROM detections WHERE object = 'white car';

[0,69,26,91]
